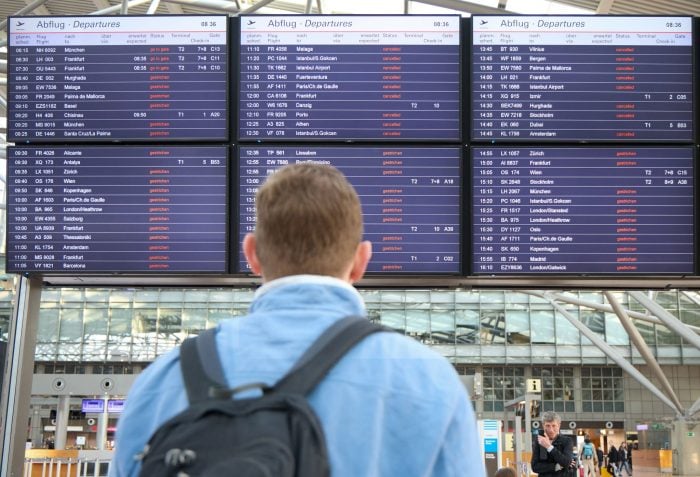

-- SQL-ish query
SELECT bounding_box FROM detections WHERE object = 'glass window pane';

[58,308,83,341]
[431,310,455,344]
[531,309,555,343]
[552,308,578,343]
[456,308,479,344]
[60,289,84,303]
[37,309,59,342]
[159,290,184,302]
[455,291,480,304]
[182,308,207,333]
[481,310,505,344]
[208,308,232,327]
[110,308,133,336]
[84,289,110,302]
[380,309,405,331]
[657,324,681,345]
[84,308,108,335]
[109,290,134,304]
[406,290,430,307]
[406,309,430,334]
[158,308,182,333]
[605,313,629,345]
[506,309,530,344]
[135,309,157,333]
[134,290,160,303]
[581,310,605,334]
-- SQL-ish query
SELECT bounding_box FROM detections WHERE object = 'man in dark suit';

[531,411,575,477]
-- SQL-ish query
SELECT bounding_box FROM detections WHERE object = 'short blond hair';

[254,163,363,279]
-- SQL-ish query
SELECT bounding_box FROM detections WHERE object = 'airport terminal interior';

[2,0,700,475]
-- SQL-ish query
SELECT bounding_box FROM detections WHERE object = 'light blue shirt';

[110,275,485,477]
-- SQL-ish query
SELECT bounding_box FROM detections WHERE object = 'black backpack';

[137,316,385,477]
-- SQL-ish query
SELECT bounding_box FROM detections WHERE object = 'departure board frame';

[469,15,696,144]
[234,144,464,276]
[7,15,230,144]
[6,145,230,274]
[470,145,697,276]
[235,14,463,143]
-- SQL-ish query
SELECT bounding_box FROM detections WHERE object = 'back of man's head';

[253,163,363,279]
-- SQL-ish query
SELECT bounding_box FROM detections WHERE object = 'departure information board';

[238,146,461,274]
[238,15,461,142]
[471,16,694,142]
[472,146,695,274]
[7,15,228,143]
[7,146,228,273]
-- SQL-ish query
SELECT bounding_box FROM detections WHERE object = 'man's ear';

[347,240,372,284]
[242,233,262,276]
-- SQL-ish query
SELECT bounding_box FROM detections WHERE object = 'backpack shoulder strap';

[180,327,227,404]
[274,316,388,395]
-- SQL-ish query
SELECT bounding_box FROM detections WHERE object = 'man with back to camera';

[580,434,598,477]
[109,163,485,476]
[530,411,575,477]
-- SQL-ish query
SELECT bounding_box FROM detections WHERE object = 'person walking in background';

[607,443,619,477]
[109,163,486,477]
[596,445,604,477]
[580,436,598,477]
[617,442,632,476]
[531,411,575,477]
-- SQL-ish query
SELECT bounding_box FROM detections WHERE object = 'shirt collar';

[254,274,365,306]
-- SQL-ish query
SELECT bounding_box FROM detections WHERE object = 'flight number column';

[239,45,288,140]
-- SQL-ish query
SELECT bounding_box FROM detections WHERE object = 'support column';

[29,408,43,448]
[96,397,109,451]
[0,276,43,477]
[671,419,700,476]
[54,395,70,449]
[514,411,523,477]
